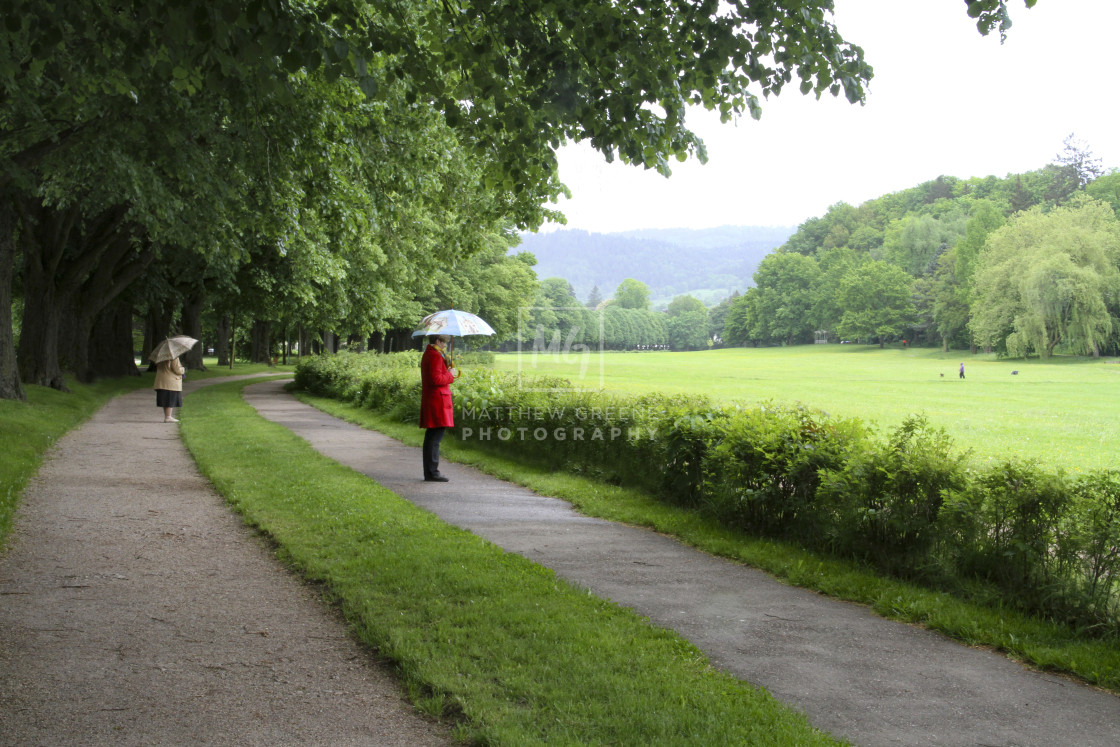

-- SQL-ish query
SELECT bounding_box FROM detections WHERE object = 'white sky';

[546,0,1120,234]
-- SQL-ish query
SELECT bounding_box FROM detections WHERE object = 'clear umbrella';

[149,335,199,364]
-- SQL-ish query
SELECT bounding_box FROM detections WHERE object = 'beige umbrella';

[149,335,199,364]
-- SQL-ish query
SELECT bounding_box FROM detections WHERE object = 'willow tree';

[970,199,1120,357]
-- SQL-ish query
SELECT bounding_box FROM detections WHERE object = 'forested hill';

[514,226,795,306]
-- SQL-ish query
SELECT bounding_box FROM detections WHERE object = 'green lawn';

[491,346,1120,472]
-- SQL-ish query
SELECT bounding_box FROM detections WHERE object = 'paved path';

[243,379,1120,747]
[0,377,453,747]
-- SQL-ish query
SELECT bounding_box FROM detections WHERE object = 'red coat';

[419,344,456,428]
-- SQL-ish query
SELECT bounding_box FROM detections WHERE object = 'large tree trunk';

[59,234,150,383]
[215,314,231,366]
[88,299,140,378]
[250,320,271,363]
[320,330,335,354]
[16,200,130,389]
[0,199,25,400]
[17,263,66,390]
[180,293,206,371]
[16,201,70,390]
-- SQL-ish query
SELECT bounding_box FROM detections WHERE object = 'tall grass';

[493,346,1120,471]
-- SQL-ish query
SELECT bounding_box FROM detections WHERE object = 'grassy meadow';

[490,345,1120,472]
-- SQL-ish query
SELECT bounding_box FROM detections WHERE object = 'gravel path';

[0,378,454,747]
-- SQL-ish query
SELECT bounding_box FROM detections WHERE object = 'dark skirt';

[156,389,183,408]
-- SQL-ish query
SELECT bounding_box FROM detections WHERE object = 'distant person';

[959,362,965,379]
[154,356,185,422]
[419,334,459,482]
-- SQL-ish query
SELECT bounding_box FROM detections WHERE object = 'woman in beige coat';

[154,357,185,422]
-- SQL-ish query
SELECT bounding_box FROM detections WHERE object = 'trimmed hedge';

[295,352,1120,635]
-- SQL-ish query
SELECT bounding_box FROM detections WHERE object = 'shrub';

[818,416,968,568]
[1064,471,1120,630]
[294,351,1120,635]
[969,461,1071,593]
[705,404,866,540]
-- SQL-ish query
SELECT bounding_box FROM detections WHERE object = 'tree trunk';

[250,320,271,363]
[180,294,206,371]
[17,262,66,390]
[0,199,25,400]
[60,235,151,383]
[215,314,231,366]
[144,300,177,373]
[15,202,68,390]
[88,299,140,378]
[320,330,335,354]
[16,200,131,389]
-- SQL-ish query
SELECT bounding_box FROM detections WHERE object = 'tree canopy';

[719,130,1119,356]
[1,0,1044,398]
[970,200,1120,357]
[612,279,652,311]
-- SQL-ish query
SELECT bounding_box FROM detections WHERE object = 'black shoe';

[424,474,449,482]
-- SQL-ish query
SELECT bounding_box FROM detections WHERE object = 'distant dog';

[940,373,944,377]
[1011,370,1019,375]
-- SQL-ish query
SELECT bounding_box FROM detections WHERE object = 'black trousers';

[422,427,446,477]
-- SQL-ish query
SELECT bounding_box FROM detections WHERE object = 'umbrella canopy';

[149,335,199,364]
[411,309,495,338]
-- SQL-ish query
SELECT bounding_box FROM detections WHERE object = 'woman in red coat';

[419,334,458,481]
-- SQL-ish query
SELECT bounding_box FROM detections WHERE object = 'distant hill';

[513,225,795,308]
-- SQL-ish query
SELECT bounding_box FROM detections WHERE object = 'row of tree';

[721,137,1120,356]
[510,277,717,352]
[4,0,922,400]
[1,2,1043,400]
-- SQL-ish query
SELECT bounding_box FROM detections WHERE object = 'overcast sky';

[544,0,1120,234]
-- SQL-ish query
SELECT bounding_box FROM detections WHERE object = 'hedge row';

[295,352,1120,635]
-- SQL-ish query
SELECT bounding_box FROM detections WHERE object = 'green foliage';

[834,260,916,344]
[736,252,822,345]
[964,0,1040,40]
[970,200,1120,357]
[705,405,867,538]
[1068,471,1120,627]
[752,157,1120,352]
[613,278,652,310]
[665,296,710,350]
[819,417,968,565]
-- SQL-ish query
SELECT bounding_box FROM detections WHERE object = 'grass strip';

[295,391,1120,694]
[182,379,842,746]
